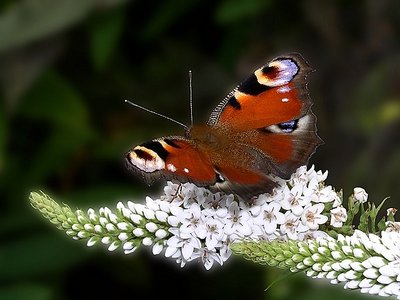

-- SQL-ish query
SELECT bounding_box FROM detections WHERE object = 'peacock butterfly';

[125,53,323,198]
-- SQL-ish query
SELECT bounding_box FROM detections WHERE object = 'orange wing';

[208,159,279,198]
[245,113,322,179]
[208,53,313,130]
[206,53,322,181]
[126,54,322,199]
[126,133,282,198]
[126,137,217,186]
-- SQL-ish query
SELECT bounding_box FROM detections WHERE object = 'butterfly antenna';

[188,70,194,126]
[124,99,188,130]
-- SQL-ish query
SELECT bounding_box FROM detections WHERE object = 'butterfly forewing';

[126,137,217,186]
[208,54,313,129]
[205,54,322,180]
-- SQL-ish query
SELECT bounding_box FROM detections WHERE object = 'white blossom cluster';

[100,165,346,269]
[305,228,400,298]
[30,165,400,298]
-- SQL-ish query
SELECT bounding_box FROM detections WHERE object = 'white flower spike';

[30,165,399,299]
[30,166,345,270]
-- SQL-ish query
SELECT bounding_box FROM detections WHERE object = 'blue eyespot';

[278,120,298,133]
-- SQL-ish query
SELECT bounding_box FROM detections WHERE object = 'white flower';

[298,230,332,241]
[330,206,348,228]
[238,194,268,217]
[311,185,338,204]
[254,202,285,234]
[181,237,202,260]
[182,183,205,207]
[43,165,354,270]
[165,235,202,260]
[204,217,224,250]
[164,236,181,257]
[220,235,233,261]
[280,212,309,240]
[315,169,328,182]
[303,177,319,196]
[294,230,400,298]
[385,222,400,233]
[179,203,207,239]
[152,242,164,255]
[281,185,309,216]
[353,187,368,203]
[190,248,223,270]
[301,203,328,230]
[290,166,309,187]
[381,231,400,258]
[202,193,229,218]
[161,182,182,203]
[224,200,252,236]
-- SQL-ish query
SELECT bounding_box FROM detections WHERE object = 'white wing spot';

[183,168,189,173]
[255,59,298,87]
[128,146,165,172]
[167,163,177,172]
[277,86,290,93]
[281,98,289,102]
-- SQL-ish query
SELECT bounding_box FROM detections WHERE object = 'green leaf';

[142,0,199,39]
[370,197,388,233]
[215,0,271,24]
[217,24,249,67]
[20,70,93,132]
[14,70,97,185]
[349,56,400,134]
[0,283,53,300]
[387,208,396,222]
[0,0,92,53]
[89,8,126,71]
[0,104,6,173]
[0,233,87,280]
[377,217,387,232]
[358,207,370,232]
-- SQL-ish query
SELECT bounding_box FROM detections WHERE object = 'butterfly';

[125,53,323,199]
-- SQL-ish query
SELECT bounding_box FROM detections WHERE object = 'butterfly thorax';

[187,124,256,168]
[187,125,228,149]
[186,125,222,147]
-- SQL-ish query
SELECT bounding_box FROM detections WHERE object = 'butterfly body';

[126,54,323,198]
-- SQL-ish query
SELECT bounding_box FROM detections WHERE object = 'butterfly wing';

[126,53,322,199]
[126,135,278,198]
[205,145,280,198]
[205,53,322,190]
[208,53,313,129]
[126,137,217,186]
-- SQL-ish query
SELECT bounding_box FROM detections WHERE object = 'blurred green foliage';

[1,0,399,299]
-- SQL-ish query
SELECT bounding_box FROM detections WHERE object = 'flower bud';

[353,187,368,203]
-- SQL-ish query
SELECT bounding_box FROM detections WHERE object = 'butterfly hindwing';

[208,155,279,198]
[248,112,321,179]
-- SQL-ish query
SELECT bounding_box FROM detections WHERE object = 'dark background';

[1,0,399,299]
